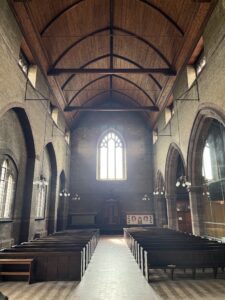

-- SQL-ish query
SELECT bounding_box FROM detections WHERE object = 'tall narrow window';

[36,181,48,219]
[0,157,17,219]
[202,120,225,201]
[97,131,126,180]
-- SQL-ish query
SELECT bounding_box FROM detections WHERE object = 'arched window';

[36,182,47,219]
[0,157,17,219]
[202,119,225,201]
[97,130,126,180]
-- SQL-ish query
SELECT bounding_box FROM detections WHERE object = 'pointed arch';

[97,129,126,180]
[165,143,186,230]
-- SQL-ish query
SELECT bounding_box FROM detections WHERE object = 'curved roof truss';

[67,73,156,106]
[51,26,172,68]
[41,0,184,36]
[61,53,162,90]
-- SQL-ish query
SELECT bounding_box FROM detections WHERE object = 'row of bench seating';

[124,227,225,281]
[0,229,99,283]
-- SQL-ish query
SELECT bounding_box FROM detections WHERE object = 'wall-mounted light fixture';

[33,174,48,187]
[153,186,165,196]
[142,194,151,201]
[72,193,81,201]
[59,189,70,197]
[176,176,191,188]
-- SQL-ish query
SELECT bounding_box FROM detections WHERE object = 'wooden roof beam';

[64,106,159,112]
[48,68,176,76]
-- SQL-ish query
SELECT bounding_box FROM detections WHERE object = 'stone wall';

[0,0,70,245]
[153,0,225,238]
[69,111,153,227]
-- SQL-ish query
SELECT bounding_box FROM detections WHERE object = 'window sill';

[96,179,127,182]
[0,218,13,223]
[35,217,45,221]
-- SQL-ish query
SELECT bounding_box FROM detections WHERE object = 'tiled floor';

[68,235,160,300]
[0,281,78,300]
[1,236,225,300]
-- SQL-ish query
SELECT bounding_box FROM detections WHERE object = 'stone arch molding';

[187,103,225,186]
[165,143,186,230]
[186,103,225,235]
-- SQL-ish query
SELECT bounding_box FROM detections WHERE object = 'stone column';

[154,195,167,227]
[188,186,204,236]
[165,193,177,230]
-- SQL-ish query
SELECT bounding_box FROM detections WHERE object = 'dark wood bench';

[0,229,99,282]
[124,227,225,281]
[0,258,35,284]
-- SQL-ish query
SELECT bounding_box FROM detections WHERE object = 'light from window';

[195,53,206,76]
[36,184,47,219]
[0,158,17,219]
[202,120,225,202]
[98,131,125,180]
[4,175,15,218]
[202,143,213,181]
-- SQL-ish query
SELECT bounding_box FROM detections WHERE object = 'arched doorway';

[187,105,225,237]
[175,156,192,233]
[165,143,192,232]
[0,107,35,244]
[57,170,66,231]
[15,108,36,242]
[154,171,168,227]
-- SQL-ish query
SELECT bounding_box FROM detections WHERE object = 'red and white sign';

[126,214,154,225]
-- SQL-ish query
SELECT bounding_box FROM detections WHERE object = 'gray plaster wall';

[0,0,70,245]
[70,112,153,224]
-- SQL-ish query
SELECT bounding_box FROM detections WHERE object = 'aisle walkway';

[68,235,160,300]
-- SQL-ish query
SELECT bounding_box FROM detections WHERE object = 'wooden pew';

[0,229,99,282]
[124,227,225,281]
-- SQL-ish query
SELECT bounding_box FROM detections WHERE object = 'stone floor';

[1,236,225,300]
[67,235,159,300]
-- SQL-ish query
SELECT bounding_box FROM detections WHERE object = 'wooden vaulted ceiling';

[9,0,217,127]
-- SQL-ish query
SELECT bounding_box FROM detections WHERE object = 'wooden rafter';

[61,53,162,90]
[67,74,156,106]
[40,0,184,36]
[50,26,172,69]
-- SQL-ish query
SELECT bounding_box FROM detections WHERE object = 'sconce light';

[33,174,48,187]
[59,189,71,197]
[153,186,165,196]
[72,193,81,201]
[142,194,150,201]
[176,176,191,188]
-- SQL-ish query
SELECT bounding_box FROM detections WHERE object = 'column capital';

[187,185,203,193]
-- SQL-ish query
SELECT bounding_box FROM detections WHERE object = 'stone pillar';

[165,194,177,230]
[188,186,204,236]
[154,195,167,227]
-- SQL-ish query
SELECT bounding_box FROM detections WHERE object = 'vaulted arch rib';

[114,27,171,68]
[83,89,140,108]
[40,0,183,36]
[61,53,162,91]
[67,74,155,106]
[67,74,109,105]
[112,74,155,105]
[61,54,109,90]
[51,27,171,69]
[52,27,110,68]
[139,0,184,35]
[40,0,85,35]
